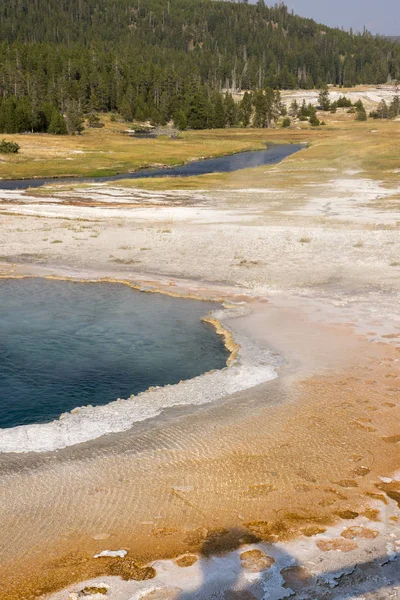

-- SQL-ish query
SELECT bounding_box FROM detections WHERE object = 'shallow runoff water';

[0,279,229,429]
[0,143,303,190]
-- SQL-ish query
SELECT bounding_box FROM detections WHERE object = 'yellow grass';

[0,113,398,194]
[117,115,400,192]
[0,116,269,180]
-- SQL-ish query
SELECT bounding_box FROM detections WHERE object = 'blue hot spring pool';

[0,279,229,429]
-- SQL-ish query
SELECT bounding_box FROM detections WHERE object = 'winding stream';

[0,143,303,190]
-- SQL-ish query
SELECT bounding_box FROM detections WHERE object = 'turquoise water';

[0,279,229,429]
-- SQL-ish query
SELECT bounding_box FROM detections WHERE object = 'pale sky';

[285,0,400,36]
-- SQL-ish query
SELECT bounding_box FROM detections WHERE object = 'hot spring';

[0,279,229,429]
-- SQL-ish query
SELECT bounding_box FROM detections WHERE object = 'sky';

[268,0,400,36]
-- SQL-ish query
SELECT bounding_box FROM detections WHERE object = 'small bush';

[356,109,367,121]
[0,139,20,154]
[87,112,104,128]
[282,117,291,128]
[337,96,353,108]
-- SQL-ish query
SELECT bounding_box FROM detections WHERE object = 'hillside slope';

[0,0,399,126]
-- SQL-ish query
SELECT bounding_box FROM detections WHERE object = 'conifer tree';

[187,88,209,130]
[289,99,299,117]
[309,112,320,126]
[253,90,267,128]
[238,92,253,127]
[174,109,188,131]
[0,98,17,133]
[0,0,399,133]
[368,100,385,119]
[355,101,367,121]
[48,109,68,134]
[224,93,237,127]
[389,96,400,118]
[65,102,84,134]
[212,94,226,129]
[318,86,331,111]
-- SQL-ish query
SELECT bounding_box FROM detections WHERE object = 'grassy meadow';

[0,112,398,194]
[0,116,269,181]
[111,116,400,193]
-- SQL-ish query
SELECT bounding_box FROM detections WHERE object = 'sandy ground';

[0,141,400,599]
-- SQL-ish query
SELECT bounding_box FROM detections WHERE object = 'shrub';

[87,113,104,128]
[337,96,353,108]
[356,107,367,121]
[355,101,367,121]
[309,113,320,126]
[0,139,20,153]
[282,117,291,128]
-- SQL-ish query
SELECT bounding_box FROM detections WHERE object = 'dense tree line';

[0,0,400,132]
[370,97,400,119]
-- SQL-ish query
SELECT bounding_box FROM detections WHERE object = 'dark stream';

[0,143,303,190]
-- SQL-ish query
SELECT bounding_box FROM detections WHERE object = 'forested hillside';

[0,0,399,132]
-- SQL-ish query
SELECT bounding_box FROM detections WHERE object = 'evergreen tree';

[238,92,253,127]
[389,96,400,118]
[212,94,226,129]
[65,101,84,134]
[289,99,299,117]
[318,86,331,111]
[14,98,33,132]
[298,100,313,120]
[174,109,188,131]
[224,93,237,127]
[355,101,367,121]
[372,100,388,119]
[337,96,353,108]
[0,98,17,133]
[119,95,134,122]
[0,0,399,133]
[48,109,68,134]
[87,113,104,128]
[253,90,267,128]
[187,88,210,130]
